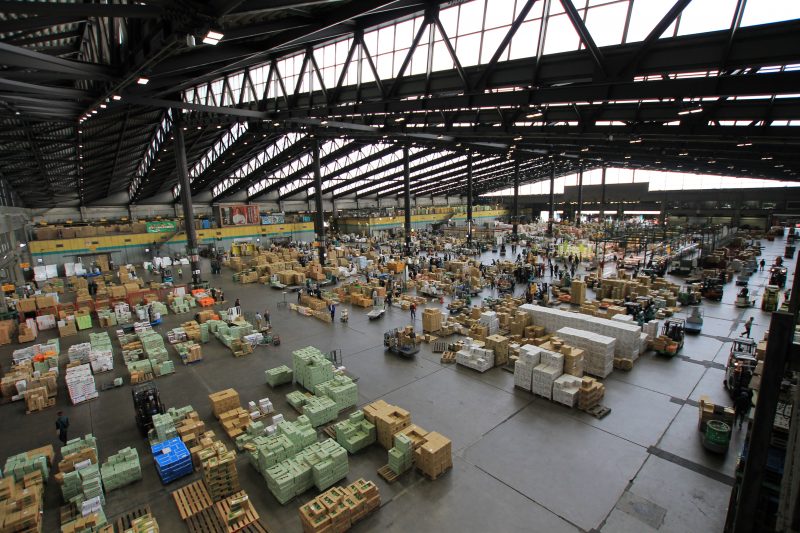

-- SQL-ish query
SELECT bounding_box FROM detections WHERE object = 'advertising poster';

[218,205,260,226]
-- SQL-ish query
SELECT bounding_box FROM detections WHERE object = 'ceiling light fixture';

[320,120,328,125]
[137,77,149,85]
[202,30,224,45]
[526,111,543,119]
[737,141,752,147]
[100,104,106,109]
[112,95,122,101]
[513,136,523,141]
[394,117,405,122]
[677,107,702,115]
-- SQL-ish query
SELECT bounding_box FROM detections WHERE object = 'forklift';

[700,279,724,301]
[132,382,165,436]
[655,318,685,356]
[685,307,704,334]
[724,338,758,397]
[769,266,787,288]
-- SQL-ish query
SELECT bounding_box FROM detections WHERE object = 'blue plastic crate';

[151,438,193,484]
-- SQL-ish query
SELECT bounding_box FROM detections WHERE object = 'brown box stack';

[413,431,452,480]
[23,387,51,414]
[219,408,251,439]
[0,320,17,345]
[58,316,77,338]
[421,308,442,333]
[176,412,206,448]
[298,479,380,533]
[201,448,240,501]
[485,334,509,367]
[578,377,605,410]
[364,400,412,450]
[209,389,241,419]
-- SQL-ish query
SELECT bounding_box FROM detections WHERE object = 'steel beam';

[548,161,555,236]
[576,164,583,227]
[466,152,473,244]
[173,115,201,286]
[312,138,326,264]
[403,146,411,255]
[512,160,519,235]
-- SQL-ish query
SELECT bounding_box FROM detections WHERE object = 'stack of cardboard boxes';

[578,377,605,410]
[209,389,252,439]
[414,432,452,480]
[484,334,509,367]
[421,308,442,333]
[201,447,240,501]
[298,479,380,533]
[364,400,412,450]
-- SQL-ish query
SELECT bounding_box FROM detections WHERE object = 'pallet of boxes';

[0,444,51,533]
[298,479,381,533]
[210,389,252,440]
[364,400,453,482]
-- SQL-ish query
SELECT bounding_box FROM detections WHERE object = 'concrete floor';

[0,237,792,532]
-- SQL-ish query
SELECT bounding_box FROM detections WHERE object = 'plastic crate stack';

[263,439,348,504]
[88,332,114,373]
[114,303,132,324]
[292,347,335,391]
[151,438,193,484]
[314,375,358,413]
[265,365,294,387]
[100,447,141,492]
[531,349,564,400]
[65,364,98,404]
[334,411,376,454]
[141,330,174,377]
[388,434,413,475]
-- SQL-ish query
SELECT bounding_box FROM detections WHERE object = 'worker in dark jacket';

[55,411,69,445]
[734,388,753,429]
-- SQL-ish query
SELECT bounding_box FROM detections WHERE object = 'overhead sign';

[261,214,285,225]
[146,221,178,233]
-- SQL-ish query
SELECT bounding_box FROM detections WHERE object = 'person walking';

[329,303,336,322]
[760,259,766,272]
[734,388,753,429]
[264,308,271,326]
[742,316,754,338]
[55,411,69,445]
[234,298,241,309]
[410,302,417,322]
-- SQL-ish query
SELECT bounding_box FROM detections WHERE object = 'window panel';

[395,19,415,49]
[585,1,628,46]
[543,14,580,54]
[363,30,378,54]
[520,0,545,21]
[742,0,800,26]
[409,44,429,76]
[440,5,459,37]
[677,0,737,35]
[377,25,395,54]
[509,19,540,60]
[626,0,676,42]
[376,53,393,79]
[456,33,481,67]
[431,40,454,71]
[484,0,515,30]
[480,26,509,64]
[457,0,485,35]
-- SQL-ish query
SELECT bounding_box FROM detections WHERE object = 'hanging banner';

[146,221,178,233]
[217,205,260,226]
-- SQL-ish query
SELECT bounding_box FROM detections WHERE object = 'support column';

[312,138,326,264]
[173,114,201,286]
[548,161,555,236]
[466,152,473,244]
[403,147,412,256]
[576,164,584,227]
[512,161,519,235]
[731,311,793,532]
[600,166,607,225]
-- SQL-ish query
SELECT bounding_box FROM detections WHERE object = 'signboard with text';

[146,221,177,233]
[217,205,260,226]
[260,214,286,225]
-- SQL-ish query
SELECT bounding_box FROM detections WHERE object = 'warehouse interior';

[0,1,799,532]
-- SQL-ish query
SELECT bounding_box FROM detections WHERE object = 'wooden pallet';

[440,351,456,364]
[581,405,611,419]
[321,423,337,439]
[172,480,214,520]
[186,506,225,533]
[114,505,152,532]
[60,503,79,526]
[238,520,273,533]
[377,465,400,483]
[417,465,452,481]
[215,491,259,533]
[432,341,447,353]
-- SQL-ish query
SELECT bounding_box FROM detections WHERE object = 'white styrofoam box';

[540,350,564,371]
[555,327,615,378]
[272,413,285,425]
[88,350,113,373]
[518,344,542,365]
[36,314,56,330]
[522,304,641,359]
[45,265,58,279]
[513,359,534,391]
[552,375,582,407]
[639,333,649,356]
[456,348,494,373]
[531,363,562,399]
[478,311,500,335]
[65,363,98,404]
[266,424,277,436]
[612,314,634,322]
[68,342,92,363]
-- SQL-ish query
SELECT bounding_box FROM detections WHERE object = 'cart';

[700,279,724,301]
[684,307,703,334]
[769,266,787,288]
[735,287,755,308]
[367,305,385,320]
[655,318,685,356]
[724,338,757,396]
[383,329,419,358]
[340,309,349,323]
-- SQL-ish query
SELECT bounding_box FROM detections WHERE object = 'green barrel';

[703,420,731,453]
